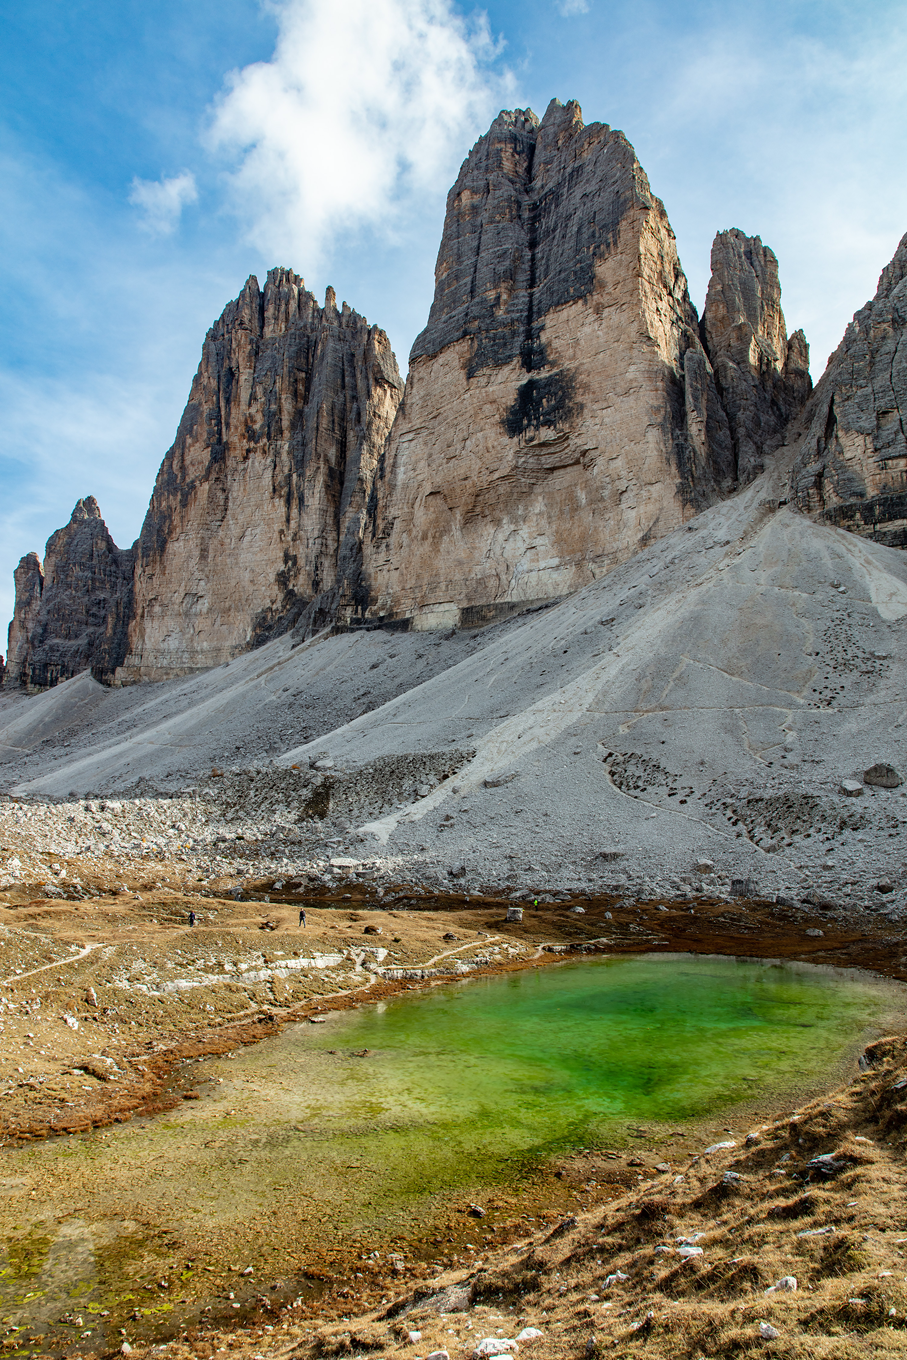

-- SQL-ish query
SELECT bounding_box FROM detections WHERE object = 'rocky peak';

[701,228,812,482]
[3,500,134,689]
[118,270,403,682]
[363,100,735,629]
[790,230,907,545]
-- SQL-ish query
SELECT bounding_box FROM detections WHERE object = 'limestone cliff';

[790,231,907,547]
[3,499,134,689]
[362,99,735,629]
[701,229,811,483]
[118,270,403,681]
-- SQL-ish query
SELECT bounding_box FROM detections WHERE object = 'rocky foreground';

[0,850,905,1359]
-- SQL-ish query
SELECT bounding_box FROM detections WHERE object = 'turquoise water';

[0,952,900,1351]
[276,953,898,1167]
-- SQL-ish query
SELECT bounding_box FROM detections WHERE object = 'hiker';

[188,910,196,927]
[299,908,306,928]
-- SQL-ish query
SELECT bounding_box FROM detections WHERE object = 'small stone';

[408,1330,422,1343]
[759,1322,780,1340]
[467,1203,486,1217]
[515,1328,543,1342]
[426,1351,450,1360]
[313,758,335,771]
[363,924,382,935]
[864,763,903,788]
[568,906,585,914]
[417,785,432,797]
[876,879,895,894]
[506,906,523,922]
[765,1275,797,1294]
[805,928,824,937]
[484,772,518,788]
[598,849,625,862]
[85,986,98,1007]
[806,1153,845,1177]
[695,858,714,873]
[840,779,863,797]
[677,1245,703,1257]
[704,1139,736,1154]
[120,1345,133,1356]
[474,1341,518,1358]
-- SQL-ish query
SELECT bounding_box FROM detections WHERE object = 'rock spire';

[118,270,403,681]
[3,498,134,689]
[362,99,736,629]
[700,228,812,483]
[790,231,907,546]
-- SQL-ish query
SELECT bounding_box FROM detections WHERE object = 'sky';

[2,0,906,634]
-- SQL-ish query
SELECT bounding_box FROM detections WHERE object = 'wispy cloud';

[208,0,514,270]
[633,10,907,372]
[557,0,589,15]
[129,170,198,235]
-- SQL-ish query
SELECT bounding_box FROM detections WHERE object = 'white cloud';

[629,11,907,374]
[208,0,513,271]
[557,0,589,15]
[129,171,198,235]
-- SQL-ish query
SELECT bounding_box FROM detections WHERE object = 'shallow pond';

[0,953,903,1352]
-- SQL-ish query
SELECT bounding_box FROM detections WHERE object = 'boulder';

[864,763,903,788]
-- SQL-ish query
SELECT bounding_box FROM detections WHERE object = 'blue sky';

[2,0,906,634]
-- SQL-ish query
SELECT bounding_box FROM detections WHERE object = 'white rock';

[515,1329,543,1342]
[759,1322,780,1340]
[765,1276,797,1294]
[677,1245,703,1257]
[407,1330,422,1342]
[473,1341,518,1358]
[704,1139,736,1154]
[425,1351,450,1360]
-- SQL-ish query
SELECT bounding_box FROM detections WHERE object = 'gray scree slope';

[2,447,905,909]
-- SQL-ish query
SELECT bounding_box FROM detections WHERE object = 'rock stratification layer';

[3,498,134,689]
[118,270,403,682]
[363,99,736,629]
[790,231,907,547]
[700,228,811,484]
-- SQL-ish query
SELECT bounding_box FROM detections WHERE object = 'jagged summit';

[364,98,737,628]
[790,229,907,546]
[701,228,812,483]
[5,102,903,691]
[3,498,134,689]
[117,269,403,682]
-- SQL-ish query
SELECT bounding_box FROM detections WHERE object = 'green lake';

[0,953,903,1352]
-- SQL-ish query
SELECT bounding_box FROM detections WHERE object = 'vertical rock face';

[790,232,907,547]
[700,229,811,483]
[3,499,135,689]
[119,269,403,681]
[362,99,735,629]
[4,554,45,688]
